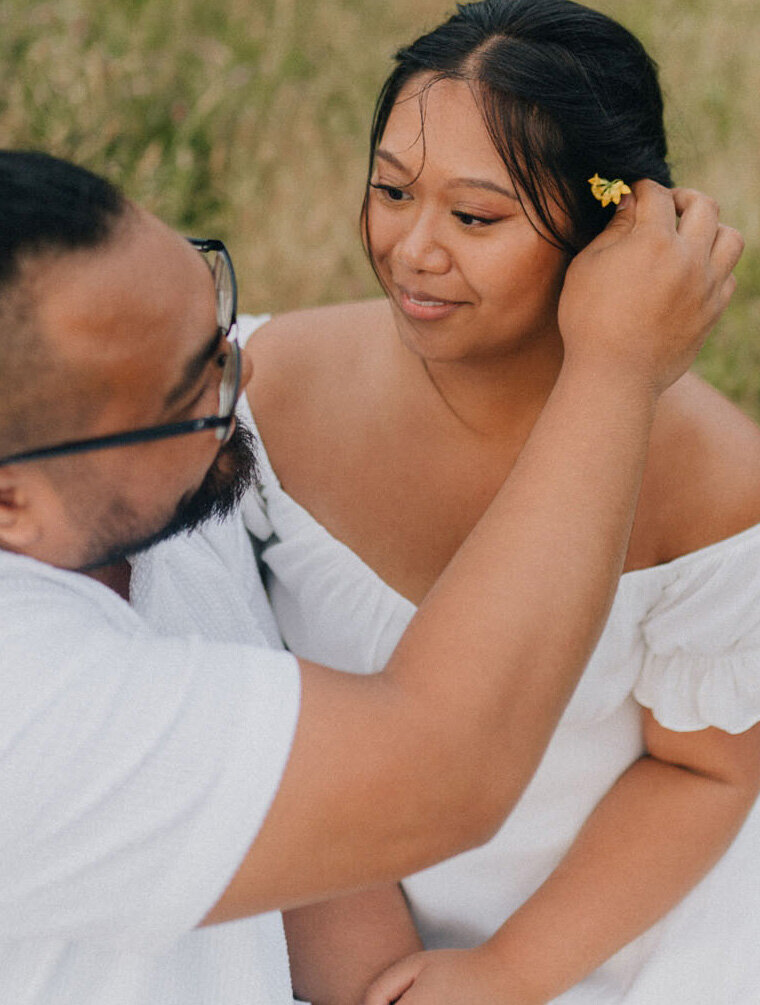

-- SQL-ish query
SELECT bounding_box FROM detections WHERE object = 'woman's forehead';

[378,75,571,239]
[380,77,512,181]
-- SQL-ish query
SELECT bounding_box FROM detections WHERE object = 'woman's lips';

[397,285,464,321]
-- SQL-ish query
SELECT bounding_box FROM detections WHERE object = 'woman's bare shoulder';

[644,372,760,562]
[249,299,389,347]
[243,299,391,473]
[247,299,387,381]
[245,299,388,408]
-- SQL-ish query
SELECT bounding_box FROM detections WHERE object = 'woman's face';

[367,75,570,363]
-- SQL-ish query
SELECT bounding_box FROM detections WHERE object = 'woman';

[241,1,760,1000]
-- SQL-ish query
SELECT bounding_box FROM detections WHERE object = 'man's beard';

[148,421,259,545]
[81,421,259,570]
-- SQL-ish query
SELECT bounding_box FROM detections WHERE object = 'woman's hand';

[362,945,540,1005]
[559,181,744,394]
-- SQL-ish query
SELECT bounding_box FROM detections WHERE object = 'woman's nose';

[396,212,451,274]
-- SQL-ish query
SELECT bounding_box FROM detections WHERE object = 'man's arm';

[206,184,742,922]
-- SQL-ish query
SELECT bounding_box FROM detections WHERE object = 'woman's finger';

[672,187,720,249]
[362,957,423,1005]
[628,178,677,233]
[710,223,745,278]
[715,272,739,317]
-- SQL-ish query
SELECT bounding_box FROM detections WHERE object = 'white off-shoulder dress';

[239,316,760,1003]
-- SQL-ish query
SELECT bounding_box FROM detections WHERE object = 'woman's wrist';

[475,934,553,1005]
[559,347,663,411]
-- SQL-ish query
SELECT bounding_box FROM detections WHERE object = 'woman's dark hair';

[364,0,672,255]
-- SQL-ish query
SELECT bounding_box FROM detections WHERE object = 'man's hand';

[559,181,744,394]
[362,946,537,1005]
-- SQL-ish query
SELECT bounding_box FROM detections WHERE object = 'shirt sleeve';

[635,526,760,733]
[0,591,300,954]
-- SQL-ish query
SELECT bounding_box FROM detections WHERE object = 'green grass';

[1,0,758,414]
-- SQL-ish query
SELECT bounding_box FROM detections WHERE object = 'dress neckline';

[249,403,760,606]
[239,313,760,605]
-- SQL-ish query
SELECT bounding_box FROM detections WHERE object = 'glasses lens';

[209,251,235,334]
[218,339,240,420]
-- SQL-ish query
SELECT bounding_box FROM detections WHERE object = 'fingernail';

[615,193,632,211]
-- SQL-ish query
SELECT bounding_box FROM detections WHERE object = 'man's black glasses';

[0,238,241,467]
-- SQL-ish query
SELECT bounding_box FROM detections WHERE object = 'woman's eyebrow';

[447,177,519,201]
[375,149,411,174]
[375,150,518,201]
[164,327,222,409]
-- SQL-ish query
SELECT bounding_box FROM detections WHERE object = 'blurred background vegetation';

[1,0,758,413]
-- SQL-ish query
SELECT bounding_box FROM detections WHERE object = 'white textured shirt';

[0,508,300,1004]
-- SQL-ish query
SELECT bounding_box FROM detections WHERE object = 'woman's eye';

[454,211,498,227]
[370,183,409,203]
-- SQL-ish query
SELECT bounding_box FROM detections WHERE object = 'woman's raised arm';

[207,182,743,925]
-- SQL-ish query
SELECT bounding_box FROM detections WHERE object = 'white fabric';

[0,501,301,1005]
[240,314,760,1004]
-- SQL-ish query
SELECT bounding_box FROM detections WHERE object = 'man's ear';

[0,468,42,550]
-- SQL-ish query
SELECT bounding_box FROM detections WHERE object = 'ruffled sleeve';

[635,523,760,733]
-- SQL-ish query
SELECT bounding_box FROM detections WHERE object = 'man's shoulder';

[0,554,152,730]
[0,549,138,633]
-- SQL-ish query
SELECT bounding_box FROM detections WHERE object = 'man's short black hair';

[0,150,126,286]
[0,151,128,459]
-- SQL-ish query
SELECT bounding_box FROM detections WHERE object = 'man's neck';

[85,559,132,601]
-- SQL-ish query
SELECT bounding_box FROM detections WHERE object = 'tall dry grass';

[1,0,758,411]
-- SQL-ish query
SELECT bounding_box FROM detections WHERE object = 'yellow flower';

[588,174,631,207]
[588,173,605,199]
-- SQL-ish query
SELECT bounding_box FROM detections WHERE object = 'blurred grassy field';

[1,0,758,413]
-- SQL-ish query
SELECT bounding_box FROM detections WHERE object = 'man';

[0,150,742,1004]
